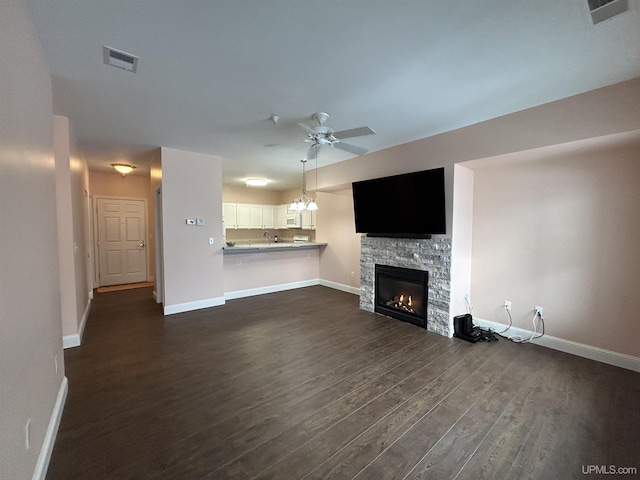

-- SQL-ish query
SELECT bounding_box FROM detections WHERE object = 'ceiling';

[23,0,640,189]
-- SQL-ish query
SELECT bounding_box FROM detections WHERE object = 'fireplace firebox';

[375,264,429,329]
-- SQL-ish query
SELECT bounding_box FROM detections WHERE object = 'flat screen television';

[352,167,446,238]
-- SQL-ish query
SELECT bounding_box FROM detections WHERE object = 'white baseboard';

[62,298,91,349]
[477,318,640,373]
[164,295,226,315]
[33,376,68,480]
[319,279,360,296]
[225,279,320,301]
[62,334,80,349]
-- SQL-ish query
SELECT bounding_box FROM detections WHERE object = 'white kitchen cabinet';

[276,204,289,229]
[301,209,316,230]
[231,203,274,229]
[248,204,267,229]
[222,203,237,229]
[235,204,251,229]
[223,203,276,230]
[261,205,274,228]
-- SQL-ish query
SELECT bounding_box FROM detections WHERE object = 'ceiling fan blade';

[333,141,368,155]
[297,122,316,135]
[333,126,375,140]
[306,144,318,160]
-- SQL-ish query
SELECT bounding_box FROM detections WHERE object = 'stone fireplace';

[360,235,452,337]
[375,264,429,329]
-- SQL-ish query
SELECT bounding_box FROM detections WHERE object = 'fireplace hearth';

[375,264,428,329]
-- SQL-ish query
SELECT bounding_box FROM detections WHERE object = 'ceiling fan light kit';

[289,112,375,212]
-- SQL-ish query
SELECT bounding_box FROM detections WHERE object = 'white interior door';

[96,197,147,287]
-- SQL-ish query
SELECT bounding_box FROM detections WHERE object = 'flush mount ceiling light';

[246,178,268,187]
[111,163,136,176]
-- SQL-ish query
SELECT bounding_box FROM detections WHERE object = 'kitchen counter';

[223,242,327,254]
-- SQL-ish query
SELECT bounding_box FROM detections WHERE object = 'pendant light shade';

[290,155,318,212]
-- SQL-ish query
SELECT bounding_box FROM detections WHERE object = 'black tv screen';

[352,167,446,238]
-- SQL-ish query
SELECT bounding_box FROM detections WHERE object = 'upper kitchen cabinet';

[235,204,251,229]
[223,203,237,229]
[276,204,289,229]
[301,209,316,230]
[228,203,274,229]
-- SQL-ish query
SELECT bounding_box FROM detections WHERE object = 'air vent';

[103,46,139,73]
[588,0,628,24]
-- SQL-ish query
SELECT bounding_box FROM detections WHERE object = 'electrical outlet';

[504,300,512,311]
[535,305,544,316]
[350,271,355,278]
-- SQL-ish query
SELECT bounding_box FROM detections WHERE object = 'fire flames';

[386,294,416,314]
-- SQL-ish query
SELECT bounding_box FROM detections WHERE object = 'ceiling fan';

[299,112,375,160]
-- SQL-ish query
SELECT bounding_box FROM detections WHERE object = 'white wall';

[54,115,91,347]
[224,249,320,295]
[0,1,66,478]
[469,141,640,357]
[160,147,224,314]
[449,165,474,320]
[316,189,361,293]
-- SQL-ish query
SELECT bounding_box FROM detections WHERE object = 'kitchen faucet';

[263,231,271,244]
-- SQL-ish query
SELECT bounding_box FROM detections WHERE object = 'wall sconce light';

[111,164,136,176]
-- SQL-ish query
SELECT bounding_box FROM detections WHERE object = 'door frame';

[153,187,164,304]
[92,195,150,288]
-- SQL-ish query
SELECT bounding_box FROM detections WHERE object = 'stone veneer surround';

[360,235,452,337]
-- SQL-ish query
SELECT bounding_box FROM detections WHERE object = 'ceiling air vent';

[103,46,139,73]
[588,0,628,24]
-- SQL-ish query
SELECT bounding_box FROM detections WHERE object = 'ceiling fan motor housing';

[313,112,331,125]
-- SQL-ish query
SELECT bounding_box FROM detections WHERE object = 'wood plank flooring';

[46,286,640,480]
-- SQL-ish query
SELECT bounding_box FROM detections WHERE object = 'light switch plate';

[196,218,205,226]
[186,218,196,225]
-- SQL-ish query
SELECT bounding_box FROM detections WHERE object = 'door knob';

[139,240,145,248]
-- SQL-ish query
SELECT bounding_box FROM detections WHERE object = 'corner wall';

[160,147,224,314]
[316,189,361,293]
[1,1,67,478]
[469,140,640,358]
[54,115,91,348]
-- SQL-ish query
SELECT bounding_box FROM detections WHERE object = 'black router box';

[453,313,481,343]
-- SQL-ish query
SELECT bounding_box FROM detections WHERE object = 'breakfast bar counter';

[223,242,327,254]
[222,241,326,298]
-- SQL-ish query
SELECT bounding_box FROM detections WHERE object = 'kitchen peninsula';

[223,238,327,300]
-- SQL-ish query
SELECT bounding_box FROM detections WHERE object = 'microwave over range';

[286,213,302,228]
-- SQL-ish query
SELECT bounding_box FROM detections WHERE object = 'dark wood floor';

[47,286,640,480]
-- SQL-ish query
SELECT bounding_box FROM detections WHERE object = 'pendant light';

[290,144,319,211]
